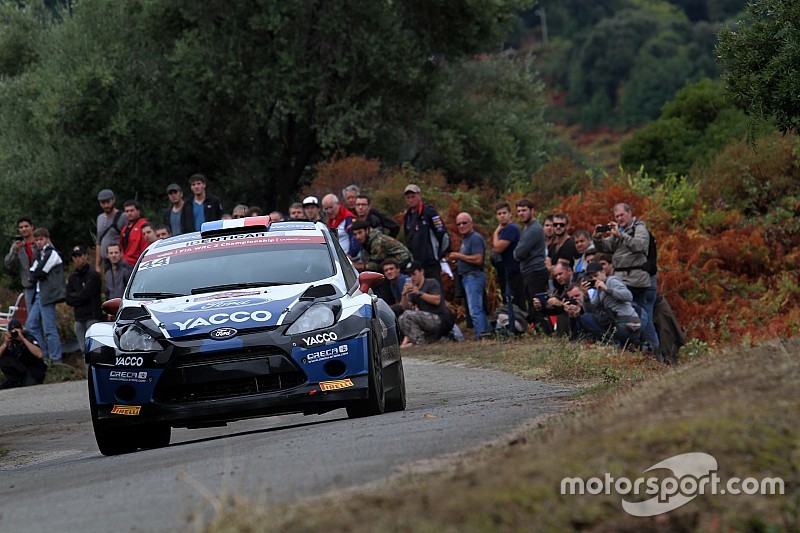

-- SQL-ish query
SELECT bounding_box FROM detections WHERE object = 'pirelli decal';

[319,379,354,391]
[111,405,142,416]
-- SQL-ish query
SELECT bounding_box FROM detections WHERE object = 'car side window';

[330,229,358,290]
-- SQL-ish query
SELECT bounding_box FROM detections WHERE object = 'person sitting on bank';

[0,319,46,389]
[398,261,452,347]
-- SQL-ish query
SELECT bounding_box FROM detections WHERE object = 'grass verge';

[198,337,799,531]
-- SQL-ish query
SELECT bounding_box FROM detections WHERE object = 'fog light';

[323,360,346,377]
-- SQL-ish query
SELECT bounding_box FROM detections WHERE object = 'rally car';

[85,217,405,455]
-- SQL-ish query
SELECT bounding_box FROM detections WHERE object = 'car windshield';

[127,240,335,299]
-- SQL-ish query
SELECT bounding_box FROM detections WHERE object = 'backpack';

[493,303,528,334]
[643,229,657,275]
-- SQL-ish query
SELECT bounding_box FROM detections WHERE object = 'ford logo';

[209,327,238,340]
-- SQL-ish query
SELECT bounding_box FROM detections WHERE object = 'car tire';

[384,357,406,412]
[137,423,171,450]
[346,331,385,418]
[88,370,138,456]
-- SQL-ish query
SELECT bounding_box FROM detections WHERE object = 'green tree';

[717,0,800,134]
[0,0,534,248]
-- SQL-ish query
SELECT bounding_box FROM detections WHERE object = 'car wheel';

[346,331,385,418]
[385,357,406,412]
[137,423,171,450]
[88,370,138,456]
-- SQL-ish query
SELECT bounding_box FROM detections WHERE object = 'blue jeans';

[631,279,659,351]
[462,271,490,338]
[26,292,62,362]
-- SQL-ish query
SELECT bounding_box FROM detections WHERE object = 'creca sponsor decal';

[111,405,141,416]
[302,331,338,346]
[319,379,354,391]
[116,356,144,366]
[109,371,148,383]
[193,291,261,302]
[303,344,348,364]
[184,298,270,312]
[173,310,273,331]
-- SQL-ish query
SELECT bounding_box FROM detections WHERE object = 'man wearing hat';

[95,189,126,274]
[162,183,190,236]
[303,196,322,223]
[0,318,45,389]
[66,245,104,349]
[401,184,451,285]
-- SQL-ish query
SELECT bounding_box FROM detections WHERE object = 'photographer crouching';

[0,318,46,389]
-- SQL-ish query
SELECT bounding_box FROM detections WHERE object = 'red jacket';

[120,218,150,266]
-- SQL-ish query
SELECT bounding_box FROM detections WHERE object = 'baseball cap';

[71,245,87,256]
[8,318,22,331]
[585,262,604,275]
[303,196,319,207]
[404,184,421,195]
[97,189,114,201]
[166,183,182,193]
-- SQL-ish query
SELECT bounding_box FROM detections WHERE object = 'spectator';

[513,199,549,330]
[450,212,490,339]
[245,206,262,217]
[141,222,158,244]
[562,283,588,341]
[578,261,643,347]
[232,204,248,219]
[322,193,359,256]
[4,217,38,313]
[269,210,284,223]
[28,228,65,363]
[491,201,524,306]
[534,262,574,336]
[303,196,322,223]
[95,189,126,273]
[183,173,224,231]
[342,184,360,212]
[351,219,412,272]
[398,261,452,347]
[548,213,579,268]
[374,258,408,317]
[543,214,556,250]
[65,245,104,349]
[0,319,45,389]
[572,229,595,281]
[105,243,132,300]
[154,225,172,240]
[221,213,233,220]
[120,200,149,266]
[162,183,189,236]
[593,203,659,355]
[288,202,305,220]
[353,194,400,238]
[402,184,450,285]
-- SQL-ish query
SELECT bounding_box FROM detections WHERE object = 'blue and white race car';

[85,217,405,455]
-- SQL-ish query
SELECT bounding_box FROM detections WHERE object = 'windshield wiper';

[190,282,295,295]
[132,292,186,299]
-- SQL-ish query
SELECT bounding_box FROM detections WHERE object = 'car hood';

[143,286,309,339]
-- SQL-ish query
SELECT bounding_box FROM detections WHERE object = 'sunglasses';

[456,221,470,226]
[232,215,244,219]
[553,223,566,227]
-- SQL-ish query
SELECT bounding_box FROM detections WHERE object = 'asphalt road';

[0,358,571,532]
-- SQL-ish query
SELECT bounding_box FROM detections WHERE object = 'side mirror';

[101,298,122,317]
[358,271,385,294]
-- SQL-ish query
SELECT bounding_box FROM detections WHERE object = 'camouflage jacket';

[362,229,412,272]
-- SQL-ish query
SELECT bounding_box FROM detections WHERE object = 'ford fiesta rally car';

[85,217,405,455]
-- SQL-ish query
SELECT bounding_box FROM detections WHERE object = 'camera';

[10,329,18,338]
[564,297,578,306]
[14,235,23,242]
[586,279,596,289]
[595,224,611,233]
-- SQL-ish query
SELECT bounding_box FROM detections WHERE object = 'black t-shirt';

[408,278,447,315]
[548,237,579,268]
[4,332,45,369]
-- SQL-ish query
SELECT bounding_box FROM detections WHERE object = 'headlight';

[118,325,162,352]
[285,304,335,335]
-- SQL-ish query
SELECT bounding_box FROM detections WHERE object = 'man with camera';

[0,319,46,389]
[577,261,643,347]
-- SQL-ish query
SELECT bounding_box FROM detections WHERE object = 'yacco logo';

[560,452,785,517]
[110,405,141,416]
[302,331,338,346]
[116,356,144,366]
[304,344,348,364]
[184,298,269,312]
[173,310,273,331]
[209,327,238,340]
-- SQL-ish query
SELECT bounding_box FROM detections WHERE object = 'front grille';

[156,371,306,403]
[172,346,286,367]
